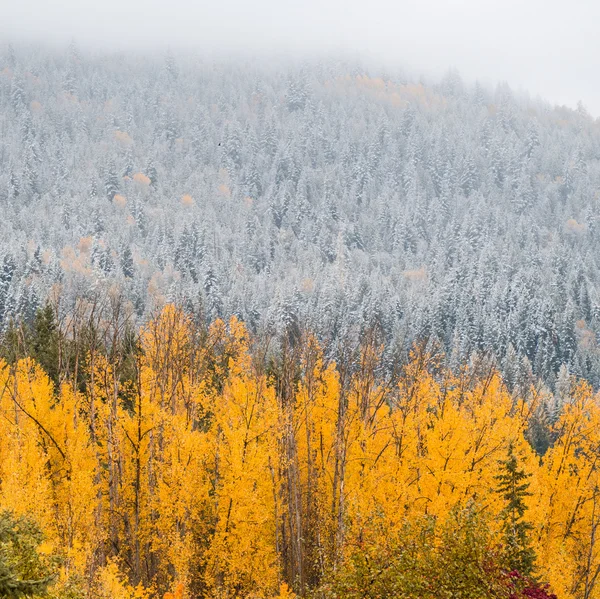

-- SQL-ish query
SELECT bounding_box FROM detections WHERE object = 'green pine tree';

[28,303,59,387]
[0,511,54,598]
[0,564,50,599]
[495,443,537,576]
[0,319,23,365]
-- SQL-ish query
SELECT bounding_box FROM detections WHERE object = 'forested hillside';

[4,303,600,599]
[2,44,600,389]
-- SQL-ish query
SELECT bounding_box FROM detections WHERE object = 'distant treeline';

[2,44,600,389]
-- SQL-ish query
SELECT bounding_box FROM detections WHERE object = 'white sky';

[4,0,600,115]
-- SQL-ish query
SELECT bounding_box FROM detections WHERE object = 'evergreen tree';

[121,246,134,279]
[0,511,54,598]
[0,320,23,365]
[28,303,60,387]
[495,444,537,576]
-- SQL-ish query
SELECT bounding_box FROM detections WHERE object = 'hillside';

[2,44,600,386]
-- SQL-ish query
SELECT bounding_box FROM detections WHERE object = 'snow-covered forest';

[2,43,600,388]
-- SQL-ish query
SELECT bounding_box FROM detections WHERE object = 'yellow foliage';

[300,278,314,292]
[96,561,153,599]
[133,172,151,186]
[1,306,600,598]
[0,359,98,577]
[566,217,587,234]
[113,194,127,207]
[60,245,92,275]
[218,183,231,197]
[163,582,184,599]
[78,236,93,254]
[181,194,194,206]
[324,76,446,110]
[274,582,297,599]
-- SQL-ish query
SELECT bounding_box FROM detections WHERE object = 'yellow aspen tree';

[533,381,600,599]
[202,317,281,598]
[0,358,98,588]
[417,371,535,520]
[0,359,54,531]
[293,337,342,583]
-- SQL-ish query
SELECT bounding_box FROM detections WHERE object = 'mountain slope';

[1,45,600,385]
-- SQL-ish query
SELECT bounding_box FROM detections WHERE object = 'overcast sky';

[4,0,599,115]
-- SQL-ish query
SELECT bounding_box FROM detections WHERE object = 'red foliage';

[505,570,557,599]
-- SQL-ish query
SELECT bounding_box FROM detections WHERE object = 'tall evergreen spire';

[495,443,537,576]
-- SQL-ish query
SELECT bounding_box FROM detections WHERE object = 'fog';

[4,0,599,115]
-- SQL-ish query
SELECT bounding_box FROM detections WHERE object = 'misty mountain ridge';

[2,44,600,389]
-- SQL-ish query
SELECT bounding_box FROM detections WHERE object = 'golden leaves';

[163,582,184,599]
[324,75,446,110]
[113,193,127,208]
[133,172,151,186]
[217,183,231,197]
[181,194,194,206]
[300,278,314,293]
[565,218,587,234]
[0,307,598,599]
[96,561,152,599]
[77,236,93,254]
[60,244,92,275]
[275,582,297,599]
